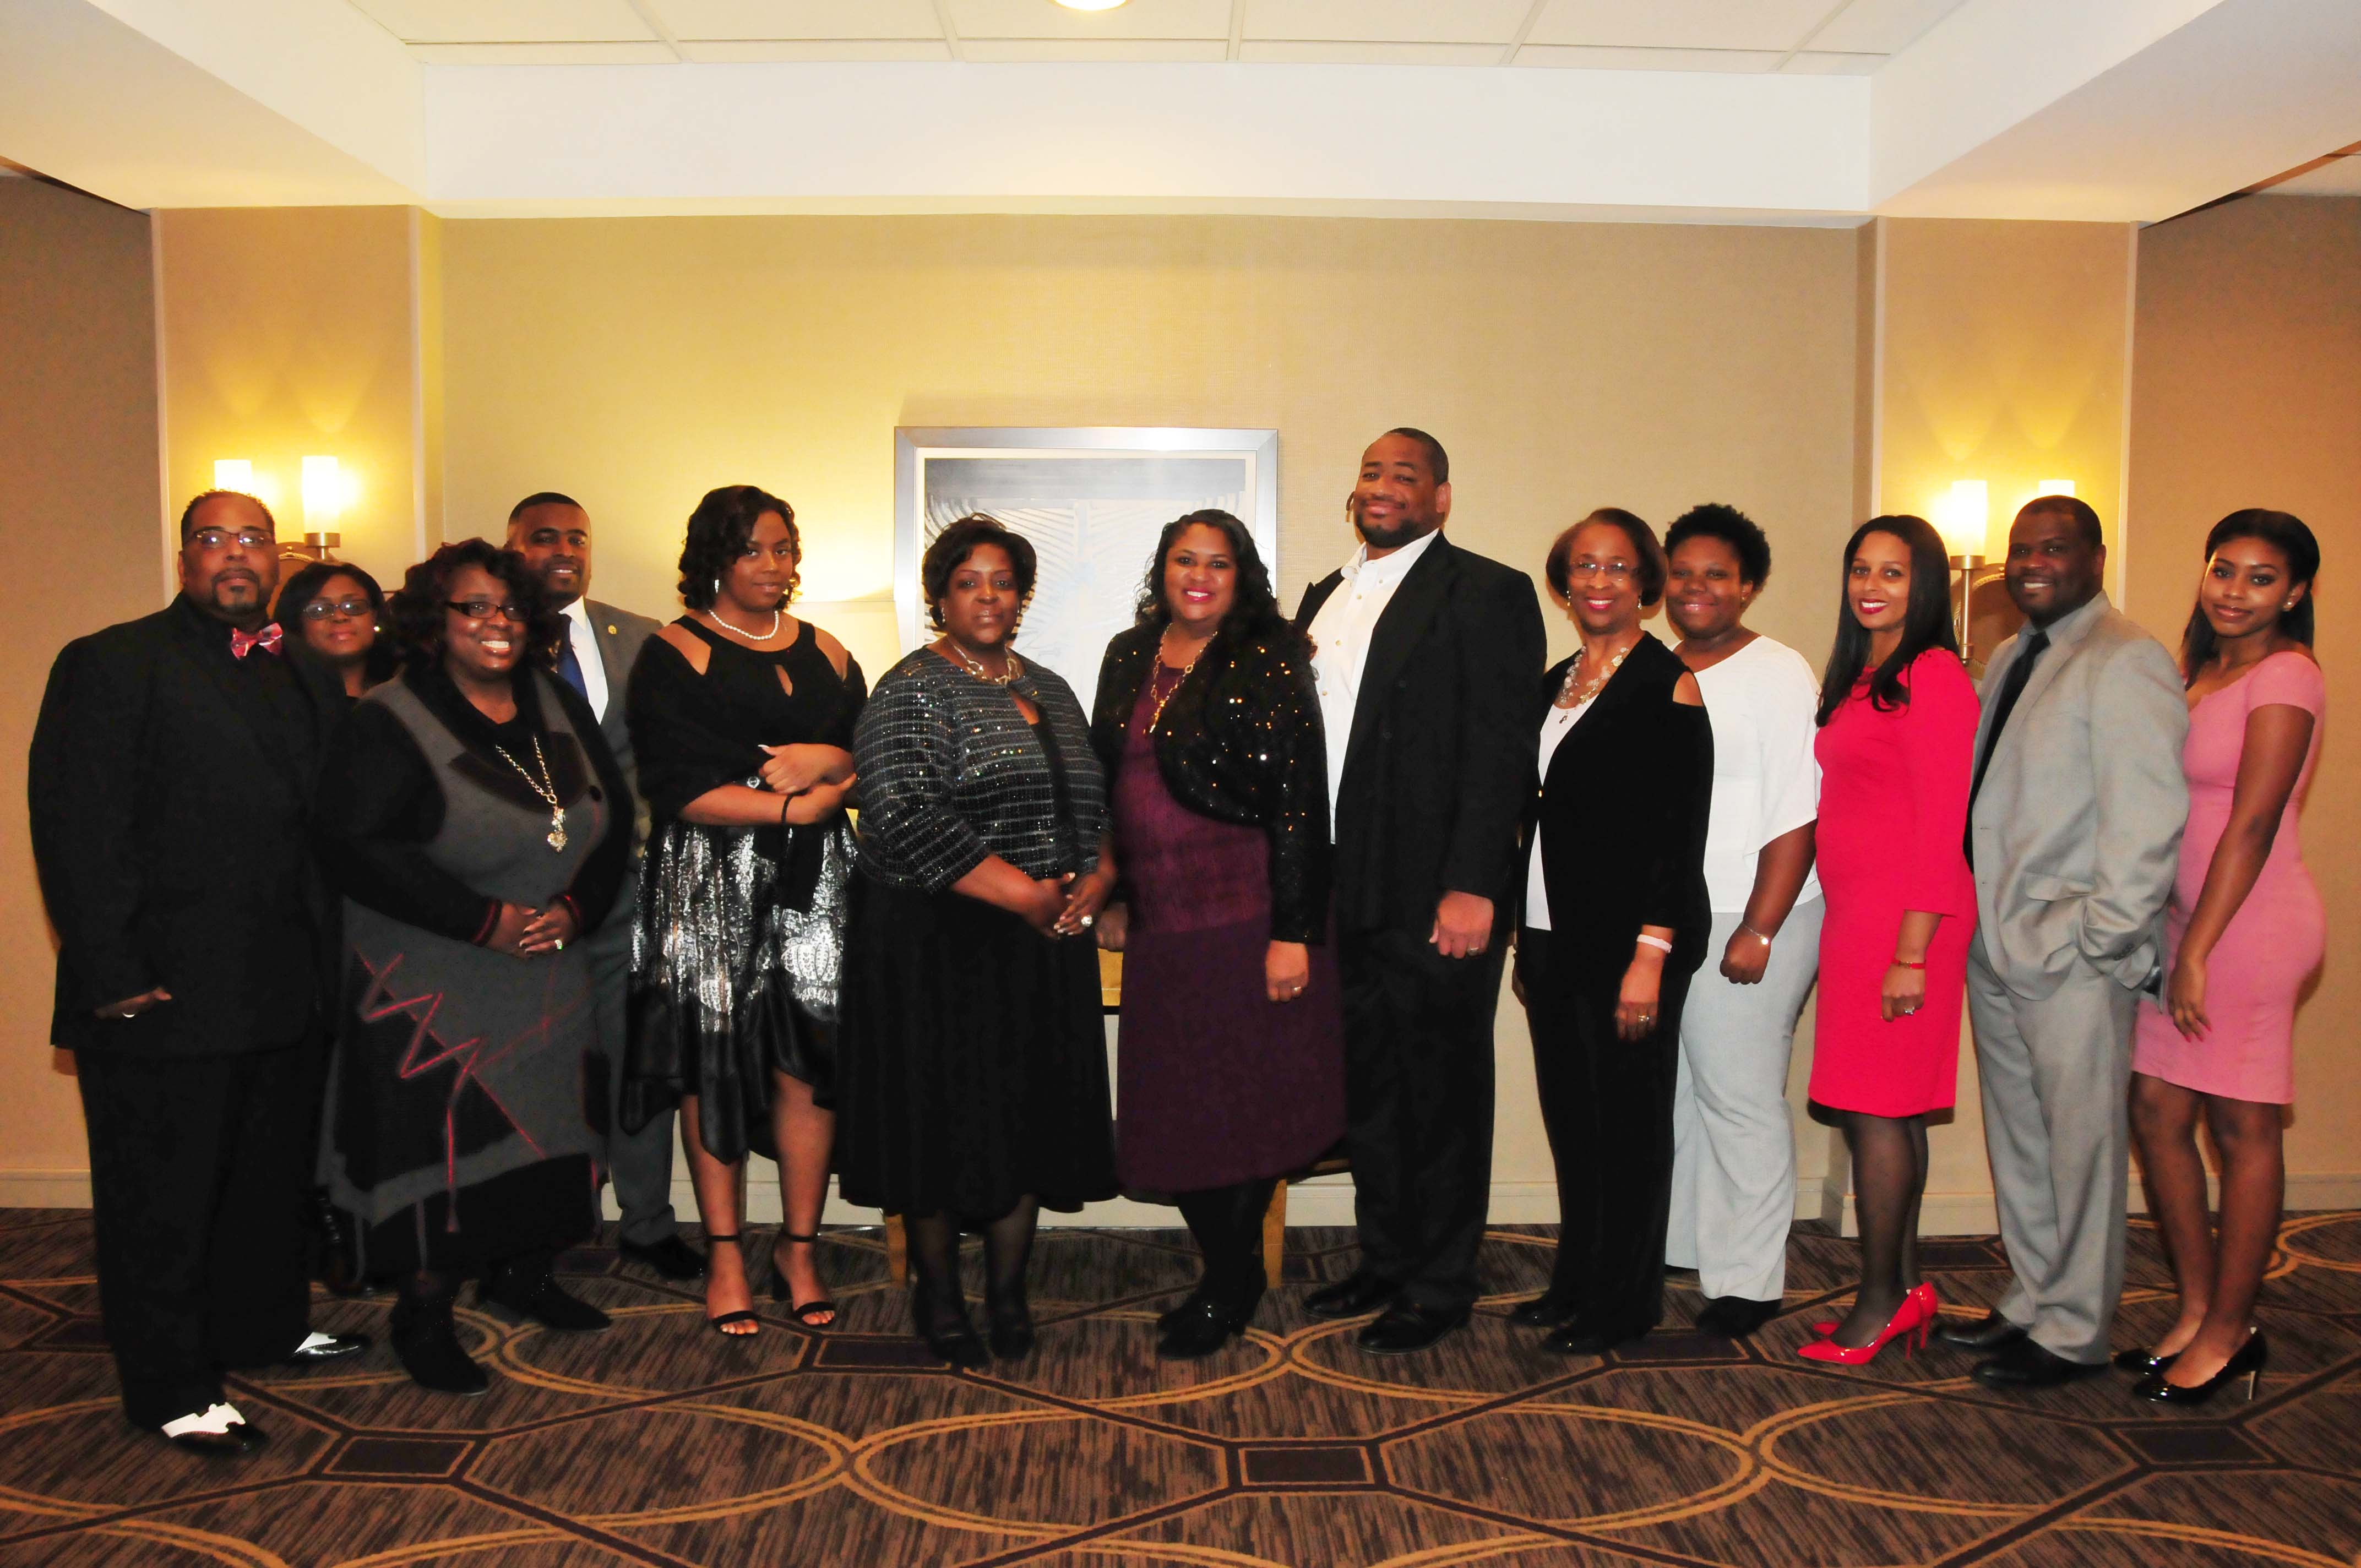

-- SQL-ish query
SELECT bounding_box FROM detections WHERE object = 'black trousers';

[1337,924,1506,1315]
[1517,928,1692,1335]
[75,1043,315,1429]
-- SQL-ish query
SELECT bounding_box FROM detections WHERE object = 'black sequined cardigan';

[1090,623,1332,945]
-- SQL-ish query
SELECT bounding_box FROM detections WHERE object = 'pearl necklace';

[1558,639,1633,708]
[705,607,781,643]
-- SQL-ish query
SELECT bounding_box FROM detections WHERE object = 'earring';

[712,578,721,598]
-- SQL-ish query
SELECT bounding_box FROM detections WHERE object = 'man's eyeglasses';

[445,599,527,622]
[187,527,274,552]
[300,597,374,622]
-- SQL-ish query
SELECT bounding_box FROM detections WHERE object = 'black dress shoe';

[2132,1330,2266,1406]
[1971,1336,2108,1389]
[1694,1297,1783,1340]
[985,1292,1037,1361]
[278,1332,372,1366]
[392,1297,491,1396]
[1507,1294,1579,1330]
[2113,1344,2179,1376]
[1543,1319,1649,1357]
[1357,1302,1467,1355]
[1158,1279,1266,1361]
[1305,1274,1400,1321]
[1936,1310,2028,1351]
[911,1283,989,1369]
[482,1268,612,1333]
[619,1234,706,1281]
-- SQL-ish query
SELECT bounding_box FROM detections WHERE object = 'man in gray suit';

[508,493,699,1280]
[1939,495,2188,1389]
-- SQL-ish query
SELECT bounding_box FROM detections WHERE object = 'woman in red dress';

[1802,515,1979,1365]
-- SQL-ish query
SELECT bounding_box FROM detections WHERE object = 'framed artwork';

[892,426,1281,688]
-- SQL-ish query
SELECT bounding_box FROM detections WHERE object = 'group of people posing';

[30,428,2324,1458]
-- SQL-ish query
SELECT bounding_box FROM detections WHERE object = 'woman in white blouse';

[1660,504,1824,1340]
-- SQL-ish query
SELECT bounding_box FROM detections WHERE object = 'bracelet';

[780,794,792,829]
[1635,934,1673,955]
[1893,959,1926,970]
[1739,922,1774,946]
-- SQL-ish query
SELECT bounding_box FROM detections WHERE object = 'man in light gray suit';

[508,493,700,1281]
[1939,496,2188,1389]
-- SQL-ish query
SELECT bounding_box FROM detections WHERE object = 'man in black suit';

[1296,429,1548,1353]
[29,491,367,1456]
[506,493,697,1280]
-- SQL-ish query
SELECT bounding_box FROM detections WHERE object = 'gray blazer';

[1966,592,2189,1001]
[584,597,662,850]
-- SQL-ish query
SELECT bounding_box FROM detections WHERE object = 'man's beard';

[1355,509,1434,551]
[203,576,266,623]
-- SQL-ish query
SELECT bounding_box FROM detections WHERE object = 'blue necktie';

[556,634,589,701]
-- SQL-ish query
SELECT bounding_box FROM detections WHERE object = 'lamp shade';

[1936,480,1988,559]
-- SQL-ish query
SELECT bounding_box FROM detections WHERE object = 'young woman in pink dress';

[1800,516,1979,1365]
[2124,509,2324,1406]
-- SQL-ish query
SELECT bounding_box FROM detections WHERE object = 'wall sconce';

[1936,480,1988,664]
[214,459,255,494]
[301,455,346,552]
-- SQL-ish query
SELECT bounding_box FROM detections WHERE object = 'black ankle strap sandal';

[771,1230,838,1329]
[701,1234,759,1336]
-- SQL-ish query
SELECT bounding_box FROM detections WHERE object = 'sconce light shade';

[1936,479,1989,560]
[214,459,254,494]
[301,456,344,523]
[2035,478,2075,498]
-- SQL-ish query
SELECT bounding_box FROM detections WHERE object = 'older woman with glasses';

[1512,508,1714,1357]
[276,560,396,699]
[314,539,632,1396]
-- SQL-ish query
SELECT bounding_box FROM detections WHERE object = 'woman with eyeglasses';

[275,560,396,699]
[1511,508,1714,1355]
[313,538,632,1395]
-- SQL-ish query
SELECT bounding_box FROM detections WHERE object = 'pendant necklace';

[706,607,781,643]
[494,734,569,852]
[952,641,1025,687]
[1146,633,1212,731]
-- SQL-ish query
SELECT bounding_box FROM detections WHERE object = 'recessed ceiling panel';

[1809,0,1974,56]
[348,0,658,45]
[947,0,1231,40]
[1514,45,1781,73]
[1529,0,1832,53]
[1243,0,1536,45]
[649,1,944,40]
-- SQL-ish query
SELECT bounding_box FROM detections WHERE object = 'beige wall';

[439,213,1867,1218]
[155,206,429,591]
[2127,195,2361,1191]
[0,179,160,1194]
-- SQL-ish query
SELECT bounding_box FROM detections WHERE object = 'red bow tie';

[230,623,284,660]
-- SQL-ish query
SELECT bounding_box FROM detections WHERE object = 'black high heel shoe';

[2113,1344,2179,1376]
[769,1231,836,1330]
[911,1281,988,1369]
[702,1235,760,1337]
[2133,1329,2267,1406]
[985,1293,1036,1361]
[1509,1294,1579,1330]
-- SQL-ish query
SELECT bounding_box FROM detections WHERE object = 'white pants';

[1666,900,1823,1304]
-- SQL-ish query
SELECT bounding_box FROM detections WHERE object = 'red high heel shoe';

[1811,1282,1939,1338]
[1798,1292,1929,1365]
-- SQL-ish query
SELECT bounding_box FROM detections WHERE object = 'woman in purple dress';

[1091,510,1345,1360]
[2125,509,2324,1405]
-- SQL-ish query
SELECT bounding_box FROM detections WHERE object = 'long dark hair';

[679,484,798,611]
[385,539,564,676]
[1132,509,1298,649]
[1815,515,1958,726]
[2180,508,2319,684]
[275,559,397,688]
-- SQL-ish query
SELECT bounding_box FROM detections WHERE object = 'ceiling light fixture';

[1052,0,1130,10]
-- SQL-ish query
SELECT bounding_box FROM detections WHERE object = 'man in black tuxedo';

[29,491,367,1456]
[506,493,696,1280]
[1296,429,1547,1353]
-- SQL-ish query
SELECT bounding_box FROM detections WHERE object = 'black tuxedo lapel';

[1342,537,1454,784]
[1295,571,1345,630]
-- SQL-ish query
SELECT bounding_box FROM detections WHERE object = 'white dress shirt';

[1522,695,1596,932]
[558,600,610,720]
[1307,528,1443,825]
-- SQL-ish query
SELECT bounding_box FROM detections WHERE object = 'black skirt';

[834,875,1116,1220]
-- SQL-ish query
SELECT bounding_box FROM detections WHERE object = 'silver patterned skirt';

[621,812,853,1164]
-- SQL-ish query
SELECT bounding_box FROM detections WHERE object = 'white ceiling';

[340,0,1972,73]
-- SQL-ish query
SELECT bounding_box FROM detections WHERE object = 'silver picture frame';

[893,426,1282,686]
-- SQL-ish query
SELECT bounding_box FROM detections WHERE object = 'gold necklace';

[951,641,1025,687]
[1145,633,1212,731]
[1558,639,1633,709]
[494,734,569,851]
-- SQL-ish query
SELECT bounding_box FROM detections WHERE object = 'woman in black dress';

[836,515,1117,1366]
[622,485,863,1337]
[1512,508,1715,1355]
[1090,510,1343,1359]
[315,540,631,1395]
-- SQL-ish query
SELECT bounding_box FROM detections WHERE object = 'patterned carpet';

[4,1208,2361,1567]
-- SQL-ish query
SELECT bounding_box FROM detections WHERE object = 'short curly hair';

[922,515,1037,630]
[678,484,798,612]
[1546,507,1667,608]
[384,539,563,676]
[1664,502,1772,587]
